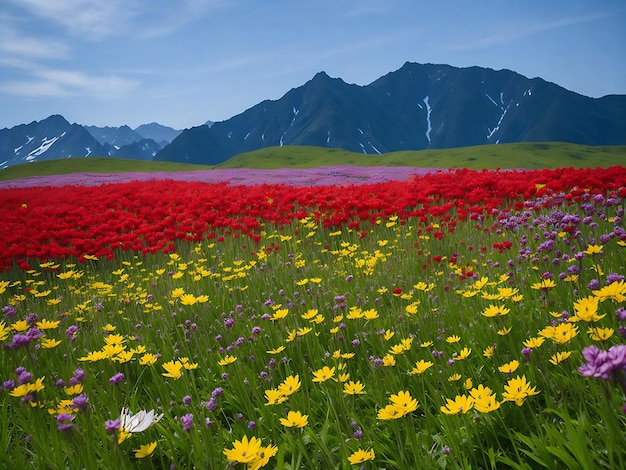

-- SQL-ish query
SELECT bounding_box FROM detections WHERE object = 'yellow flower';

[312,366,335,383]
[440,394,474,414]
[249,444,278,470]
[409,359,433,375]
[523,337,545,349]
[12,320,29,332]
[78,350,108,362]
[41,338,62,349]
[382,354,396,367]
[456,347,471,360]
[9,377,45,397]
[446,335,461,343]
[218,355,237,366]
[348,448,375,465]
[470,385,501,413]
[570,296,604,322]
[278,375,301,396]
[531,279,556,290]
[389,390,418,416]
[223,435,263,464]
[171,287,185,299]
[343,380,366,395]
[301,309,318,320]
[593,280,626,303]
[583,244,603,255]
[588,326,614,341]
[267,346,286,354]
[104,333,125,345]
[481,304,510,317]
[64,384,83,395]
[179,294,197,305]
[135,441,157,458]
[377,404,402,420]
[539,323,578,344]
[549,351,572,365]
[497,326,512,336]
[137,353,157,366]
[162,360,183,379]
[264,388,287,406]
[36,319,60,330]
[498,360,519,374]
[279,410,308,428]
[483,345,495,358]
[271,309,289,320]
[448,373,462,382]
[102,323,116,332]
[502,375,540,406]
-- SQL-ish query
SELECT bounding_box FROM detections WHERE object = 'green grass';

[218,142,626,170]
[0,158,212,181]
[1,187,625,468]
[2,143,625,181]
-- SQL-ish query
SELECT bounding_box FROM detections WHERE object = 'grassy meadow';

[2,142,626,182]
[0,148,625,469]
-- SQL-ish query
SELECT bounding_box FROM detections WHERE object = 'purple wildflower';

[72,394,89,411]
[181,413,193,431]
[109,372,125,385]
[105,419,121,433]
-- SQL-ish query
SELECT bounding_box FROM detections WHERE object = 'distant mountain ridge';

[155,62,626,165]
[2,62,625,170]
[0,117,181,169]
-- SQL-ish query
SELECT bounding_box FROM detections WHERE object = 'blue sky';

[1,0,624,130]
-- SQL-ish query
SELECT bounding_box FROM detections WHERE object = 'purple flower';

[17,371,33,385]
[587,279,601,290]
[2,379,15,390]
[2,306,17,317]
[73,368,86,383]
[105,419,120,433]
[617,308,626,321]
[579,345,626,382]
[57,413,74,432]
[7,333,32,350]
[181,413,193,431]
[248,421,256,430]
[72,394,89,410]
[183,395,192,406]
[109,372,125,385]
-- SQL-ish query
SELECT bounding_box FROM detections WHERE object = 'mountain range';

[0,117,180,169]
[1,62,625,169]
[155,62,626,165]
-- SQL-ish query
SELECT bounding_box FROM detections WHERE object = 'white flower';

[119,407,163,433]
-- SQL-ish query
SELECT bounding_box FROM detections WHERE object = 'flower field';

[1,166,625,469]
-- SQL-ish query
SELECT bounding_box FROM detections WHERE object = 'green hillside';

[218,142,626,169]
[0,158,211,181]
[1,143,625,181]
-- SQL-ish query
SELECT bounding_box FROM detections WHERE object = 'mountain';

[134,123,182,146]
[103,139,162,160]
[85,125,144,147]
[0,116,170,168]
[155,62,626,165]
[0,115,106,169]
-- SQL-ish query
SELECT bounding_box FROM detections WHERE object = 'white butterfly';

[119,407,163,433]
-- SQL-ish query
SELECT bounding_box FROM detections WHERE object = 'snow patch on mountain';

[27,133,66,160]
[423,96,432,144]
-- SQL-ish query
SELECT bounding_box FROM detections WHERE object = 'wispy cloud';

[5,0,134,39]
[0,67,139,98]
[6,0,229,40]
[0,34,70,60]
[447,10,619,51]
